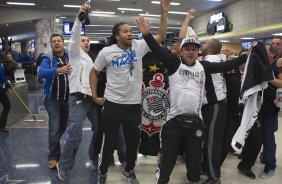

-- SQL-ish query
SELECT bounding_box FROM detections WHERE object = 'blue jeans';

[261,111,278,170]
[44,97,68,161]
[59,93,98,170]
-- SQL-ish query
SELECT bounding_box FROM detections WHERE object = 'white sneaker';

[155,167,160,181]
[259,169,275,179]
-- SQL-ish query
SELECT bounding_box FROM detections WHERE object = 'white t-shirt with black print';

[166,60,206,121]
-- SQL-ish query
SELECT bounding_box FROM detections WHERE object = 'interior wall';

[191,0,282,34]
[222,43,242,53]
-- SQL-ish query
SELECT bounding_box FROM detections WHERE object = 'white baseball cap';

[180,37,201,49]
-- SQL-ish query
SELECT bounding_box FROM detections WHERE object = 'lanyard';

[118,45,135,76]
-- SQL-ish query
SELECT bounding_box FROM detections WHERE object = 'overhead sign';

[207,12,229,35]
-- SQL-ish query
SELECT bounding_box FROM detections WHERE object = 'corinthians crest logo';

[141,73,169,137]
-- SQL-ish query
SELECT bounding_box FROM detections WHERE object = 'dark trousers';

[99,100,141,175]
[261,111,278,170]
[89,105,103,161]
[0,88,11,129]
[221,110,240,164]
[239,121,262,169]
[158,116,204,184]
[202,100,227,179]
[89,105,127,163]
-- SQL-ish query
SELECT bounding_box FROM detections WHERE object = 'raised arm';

[136,16,180,75]
[68,4,89,64]
[179,8,196,42]
[153,0,171,43]
[202,54,248,74]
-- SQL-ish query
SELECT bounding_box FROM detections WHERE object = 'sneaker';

[259,169,275,179]
[230,149,239,156]
[0,128,9,134]
[122,169,139,184]
[177,154,186,163]
[49,160,58,169]
[56,162,69,181]
[202,177,221,184]
[155,167,160,181]
[98,173,107,184]
[186,181,201,184]
[186,178,201,184]
[121,162,127,171]
[237,163,255,179]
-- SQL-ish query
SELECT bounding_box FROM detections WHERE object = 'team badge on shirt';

[141,73,170,137]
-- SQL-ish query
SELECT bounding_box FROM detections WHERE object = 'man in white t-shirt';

[135,14,248,183]
[89,1,171,183]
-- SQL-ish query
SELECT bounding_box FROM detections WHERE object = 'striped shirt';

[51,55,69,100]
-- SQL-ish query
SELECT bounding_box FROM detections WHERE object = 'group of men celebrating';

[37,0,282,184]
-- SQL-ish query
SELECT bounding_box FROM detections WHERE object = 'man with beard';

[89,1,171,183]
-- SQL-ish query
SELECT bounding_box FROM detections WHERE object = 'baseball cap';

[180,37,201,49]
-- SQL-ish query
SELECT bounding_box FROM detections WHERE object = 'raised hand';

[136,16,151,36]
[187,8,196,20]
[171,42,181,56]
[161,0,171,12]
[77,4,89,18]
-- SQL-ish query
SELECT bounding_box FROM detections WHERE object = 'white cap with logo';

[180,37,201,49]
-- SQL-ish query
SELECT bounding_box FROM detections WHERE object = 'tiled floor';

[0,89,281,183]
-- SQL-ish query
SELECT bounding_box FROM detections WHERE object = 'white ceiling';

[0,0,239,41]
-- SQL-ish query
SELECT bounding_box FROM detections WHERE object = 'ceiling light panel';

[240,37,255,40]
[89,14,116,17]
[92,11,115,14]
[6,2,35,6]
[151,1,180,5]
[168,11,187,15]
[139,14,161,17]
[63,5,81,8]
[118,8,143,11]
